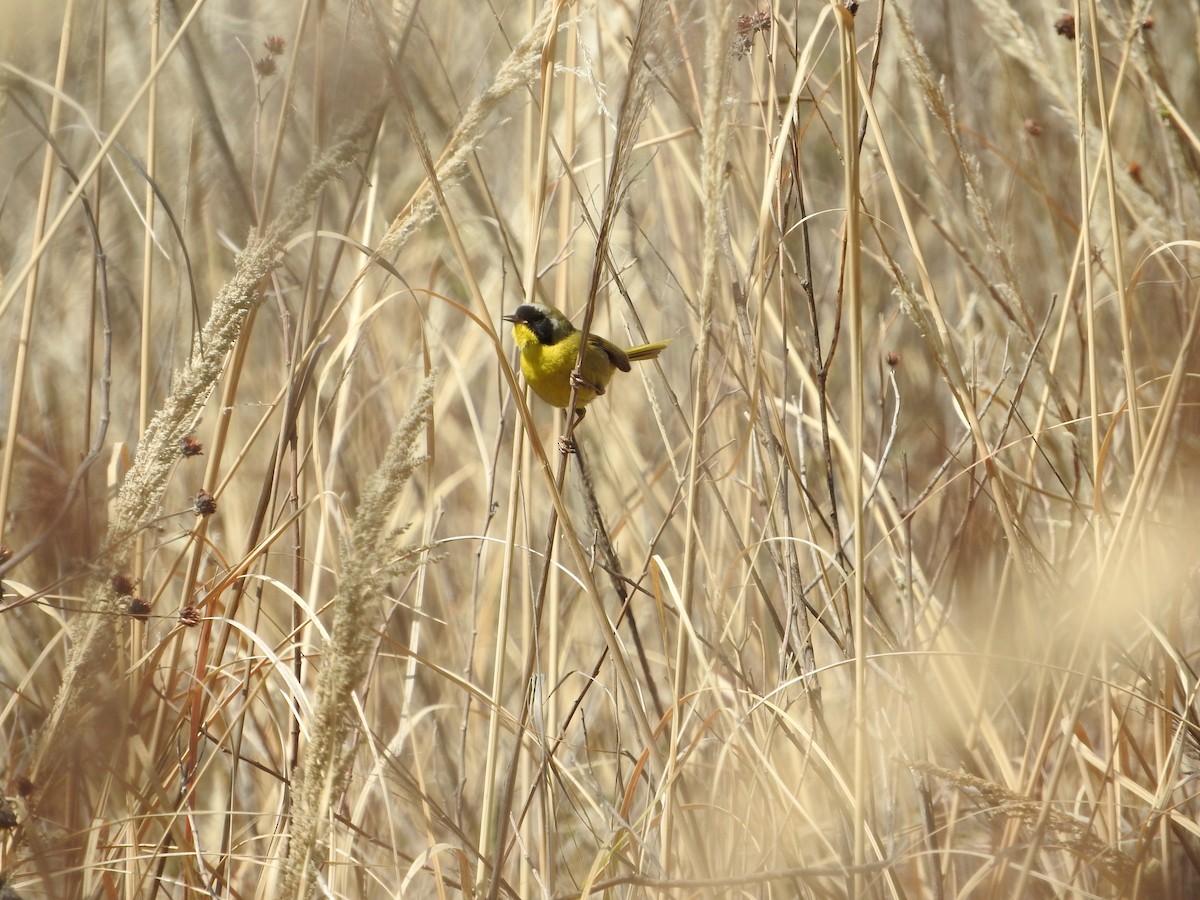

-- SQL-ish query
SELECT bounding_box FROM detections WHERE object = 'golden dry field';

[1,1,1199,897]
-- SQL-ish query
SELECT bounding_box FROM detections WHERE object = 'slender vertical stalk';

[666,0,734,884]
[833,4,867,893]
[0,0,77,544]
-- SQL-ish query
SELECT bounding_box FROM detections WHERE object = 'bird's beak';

[502,313,521,324]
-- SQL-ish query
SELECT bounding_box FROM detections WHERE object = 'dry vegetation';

[1,0,1199,897]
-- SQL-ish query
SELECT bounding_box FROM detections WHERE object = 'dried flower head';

[194,489,218,517]
[1054,14,1076,40]
[112,574,136,596]
[180,435,204,457]
[1128,161,1143,183]
[180,606,201,627]
[1023,118,1044,137]
[255,55,278,77]
[129,598,151,621]
[886,352,901,368]
[731,10,772,58]
[264,34,286,55]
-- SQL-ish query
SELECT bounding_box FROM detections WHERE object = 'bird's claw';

[570,372,603,395]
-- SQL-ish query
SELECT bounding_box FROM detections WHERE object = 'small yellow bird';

[503,303,669,421]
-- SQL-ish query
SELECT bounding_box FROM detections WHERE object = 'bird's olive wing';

[588,334,632,372]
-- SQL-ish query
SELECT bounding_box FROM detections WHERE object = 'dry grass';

[1,1,1199,898]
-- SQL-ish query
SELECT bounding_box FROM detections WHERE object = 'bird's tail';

[626,340,671,362]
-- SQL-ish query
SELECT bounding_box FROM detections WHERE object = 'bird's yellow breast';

[511,323,612,410]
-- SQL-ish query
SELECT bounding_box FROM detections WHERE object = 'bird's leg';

[558,408,586,454]
[570,371,604,396]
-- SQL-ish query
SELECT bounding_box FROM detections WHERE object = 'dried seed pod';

[194,490,218,517]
